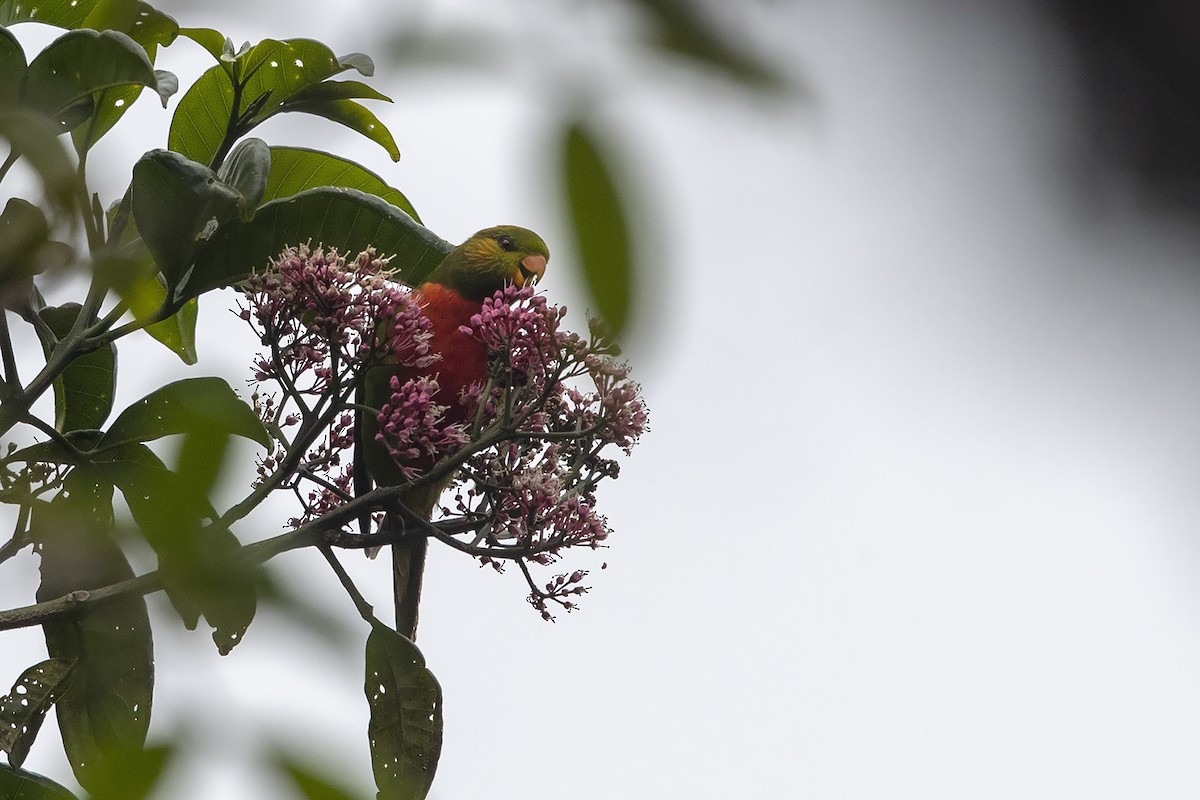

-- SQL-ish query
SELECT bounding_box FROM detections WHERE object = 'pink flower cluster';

[239,245,432,397]
[374,375,470,481]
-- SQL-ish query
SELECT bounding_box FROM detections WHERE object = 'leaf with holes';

[0,659,75,769]
[365,620,442,800]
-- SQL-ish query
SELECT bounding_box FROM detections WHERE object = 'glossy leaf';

[81,0,138,32]
[182,187,450,302]
[99,376,268,449]
[218,138,271,220]
[0,26,26,110]
[129,149,242,291]
[38,304,117,433]
[365,620,442,800]
[21,29,160,130]
[34,480,153,795]
[165,62,232,166]
[0,764,77,800]
[0,659,75,769]
[282,98,399,161]
[263,146,418,219]
[561,120,634,336]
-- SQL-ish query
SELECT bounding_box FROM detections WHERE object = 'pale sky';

[6,2,1200,798]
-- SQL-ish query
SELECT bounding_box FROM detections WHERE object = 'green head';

[423,225,550,301]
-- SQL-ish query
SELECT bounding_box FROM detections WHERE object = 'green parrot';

[359,225,550,640]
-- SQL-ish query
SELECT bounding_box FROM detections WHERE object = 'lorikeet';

[359,225,550,640]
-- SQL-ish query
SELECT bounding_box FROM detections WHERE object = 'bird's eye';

[497,235,515,252]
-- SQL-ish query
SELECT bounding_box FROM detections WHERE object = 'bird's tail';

[392,511,427,640]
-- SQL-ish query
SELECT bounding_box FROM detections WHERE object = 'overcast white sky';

[6,1,1200,798]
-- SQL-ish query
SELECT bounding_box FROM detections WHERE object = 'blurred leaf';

[561,120,634,337]
[632,0,786,90]
[182,187,450,302]
[38,303,117,433]
[129,149,242,292]
[0,659,75,769]
[21,29,160,132]
[365,620,442,800]
[0,199,72,311]
[0,112,79,213]
[0,26,26,110]
[263,146,418,220]
[99,376,268,449]
[144,296,198,365]
[217,138,271,220]
[96,245,198,365]
[73,743,172,800]
[0,764,77,799]
[275,754,361,800]
[33,478,153,795]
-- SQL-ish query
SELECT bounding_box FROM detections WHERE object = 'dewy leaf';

[263,146,418,220]
[218,138,271,220]
[130,150,243,292]
[561,120,635,337]
[21,29,160,131]
[0,764,77,800]
[99,376,268,449]
[0,26,26,110]
[181,187,450,302]
[365,620,442,800]
[81,0,138,33]
[33,479,153,795]
[38,304,118,433]
[0,659,76,769]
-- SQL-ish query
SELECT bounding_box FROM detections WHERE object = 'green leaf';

[263,146,418,220]
[0,659,76,769]
[81,0,138,32]
[38,304,117,433]
[0,199,72,304]
[0,0,91,27]
[0,764,77,799]
[99,376,268,449]
[561,120,634,337]
[129,149,243,292]
[182,187,450,302]
[218,138,271,220]
[365,620,442,800]
[21,29,160,131]
[274,753,360,800]
[33,479,153,795]
[177,27,226,63]
[96,245,198,365]
[0,26,26,110]
[284,79,390,105]
[168,37,386,169]
[281,98,399,162]
[72,5,180,153]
